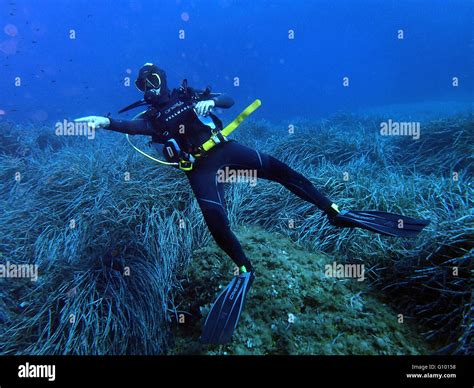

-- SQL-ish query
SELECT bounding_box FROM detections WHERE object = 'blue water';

[0,0,472,124]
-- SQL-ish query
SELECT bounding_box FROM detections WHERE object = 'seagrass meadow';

[0,106,471,355]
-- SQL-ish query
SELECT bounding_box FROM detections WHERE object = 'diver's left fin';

[201,271,254,344]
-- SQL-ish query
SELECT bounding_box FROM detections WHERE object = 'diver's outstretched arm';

[74,115,155,136]
[74,115,110,129]
[106,118,155,136]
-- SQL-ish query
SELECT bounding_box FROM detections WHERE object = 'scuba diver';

[75,63,429,345]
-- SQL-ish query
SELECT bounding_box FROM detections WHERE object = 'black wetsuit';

[107,86,333,271]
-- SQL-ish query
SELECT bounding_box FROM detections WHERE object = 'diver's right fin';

[329,209,430,237]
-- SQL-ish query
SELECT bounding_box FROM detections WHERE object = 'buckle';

[179,159,193,171]
[211,132,227,145]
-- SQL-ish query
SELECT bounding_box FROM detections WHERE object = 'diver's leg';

[219,142,429,237]
[186,168,253,272]
[258,154,335,213]
[220,142,336,215]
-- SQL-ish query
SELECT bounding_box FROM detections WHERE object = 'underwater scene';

[0,0,472,359]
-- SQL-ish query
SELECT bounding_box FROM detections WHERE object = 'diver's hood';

[119,63,170,113]
[136,63,170,105]
[135,64,167,91]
